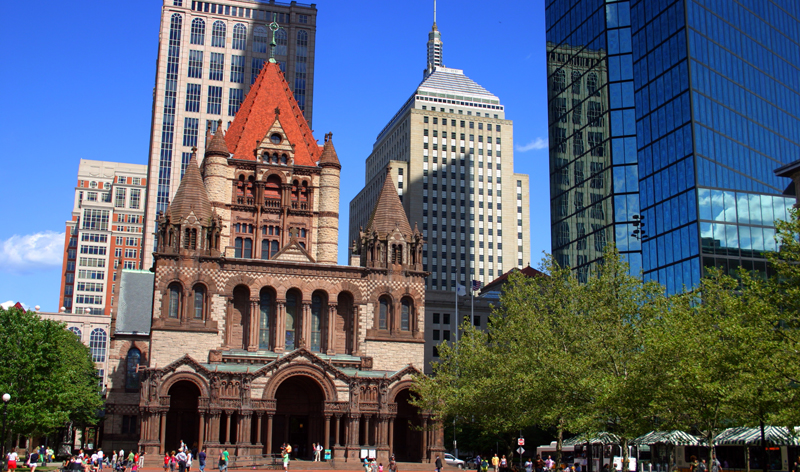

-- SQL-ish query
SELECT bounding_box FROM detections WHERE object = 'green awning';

[633,431,701,446]
[563,432,621,446]
[714,426,799,446]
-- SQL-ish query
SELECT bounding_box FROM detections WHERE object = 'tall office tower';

[349,19,531,291]
[59,160,148,316]
[546,0,799,292]
[142,0,317,269]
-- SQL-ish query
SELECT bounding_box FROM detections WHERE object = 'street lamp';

[2,393,10,471]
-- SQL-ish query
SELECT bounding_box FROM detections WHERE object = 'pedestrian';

[163,453,170,472]
[176,449,188,472]
[7,449,19,470]
[218,450,226,472]
[312,443,317,462]
[371,458,378,472]
[186,449,193,472]
[282,451,289,471]
[436,455,443,472]
[492,454,500,472]
[98,449,105,472]
[500,455,507,472]
[711,457,722,472]
[284,444,291,459]
[198,448,207,472]
[475,455,482,471]
[315,443,323,462]
[170,452,177,472]
[27,449,40,472]
[546,457,554,471]
[380,463,384,472]
[389,455,397,472]
[222,448,229,471]
[525,458,533,472]
[481,457,489,472]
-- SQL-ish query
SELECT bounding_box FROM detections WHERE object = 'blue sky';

[0,0,550,311]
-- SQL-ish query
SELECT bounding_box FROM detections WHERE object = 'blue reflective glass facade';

[546,0,642,282]
[548,0,800,292]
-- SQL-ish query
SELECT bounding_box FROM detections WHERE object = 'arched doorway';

[271,375,325,459]
[393,388,423,462]
[165,380,201,453]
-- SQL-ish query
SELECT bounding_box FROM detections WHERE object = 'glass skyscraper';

[546,0,799,292]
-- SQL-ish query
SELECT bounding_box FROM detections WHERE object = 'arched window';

[392,244,403,264]
[265,174,281,199]
[191,18,205,45]
[125,348,141,390]
[168,283,182,318]
[211,20,226,47]
[587,73,598,96]
[379,296,390,330]
[232,23,247,50]
[571,70,581,94]
[285,292,298,350]
[90,328,107,362]
[193,284,205,319]
[275,29,287,56]
[68,326,81,338]
[401,298,412,331]
[259,289,272,349]
[253,25,268,53]
[310,294,323,351]
[183,228,197,249]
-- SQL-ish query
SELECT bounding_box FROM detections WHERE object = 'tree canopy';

[0,306,104,439]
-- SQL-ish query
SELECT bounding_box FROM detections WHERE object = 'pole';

[2,395,9,471]
[454,282,459,461]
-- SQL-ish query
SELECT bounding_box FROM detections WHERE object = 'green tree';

[0,306,103,442]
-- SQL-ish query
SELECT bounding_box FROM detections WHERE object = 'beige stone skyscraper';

[349,20,531,292]
[142,0,318,269]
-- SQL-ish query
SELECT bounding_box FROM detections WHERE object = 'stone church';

[103,61,443,463]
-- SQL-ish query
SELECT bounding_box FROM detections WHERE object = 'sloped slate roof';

[319,134,340,168]
[365,170,412,237]
[225,62,320,166]
[206,123,230,157]
[167,153,213,222]
[116,270,154,335]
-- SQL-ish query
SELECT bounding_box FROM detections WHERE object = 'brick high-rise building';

[142,0,318,269]
[349,18,531,293]
[59,160,147,316]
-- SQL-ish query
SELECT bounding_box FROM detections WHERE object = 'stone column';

[275,301,286,352]
[225,298,234,347]
[345,414,361,460]
[198,413,206,451]
[326,304,337,354]
[160,411,167,453]
[301,302,311,348]
[388,418,394,455]
[266,414,274,454]
[352,304,360,355]
[334,415,341,446]
[225,412,232,444]
[255,413,263,445]
[248,299,260,351]
[421,416,428,462]
[209,411,221,444]
[323,415,331,450]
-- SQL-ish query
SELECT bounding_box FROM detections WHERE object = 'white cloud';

[0,231,65,274]
[1,301,29,310]
[516,137,549,152]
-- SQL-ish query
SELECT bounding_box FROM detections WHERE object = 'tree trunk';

[556,418,564,470]
[760,421,767,472]
[745,447,750,472]
[621,437,629,472]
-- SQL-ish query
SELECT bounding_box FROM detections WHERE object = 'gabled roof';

[225,62,320,166]
[167,152,213,222]
[481,265,546,294]
[365,169,412,237]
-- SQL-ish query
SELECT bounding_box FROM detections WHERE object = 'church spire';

[425,0,443,78]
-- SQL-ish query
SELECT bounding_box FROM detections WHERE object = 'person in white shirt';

[97,449,105,471]
[7,450,19,470]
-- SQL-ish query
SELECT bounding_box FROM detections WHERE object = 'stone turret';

[201,121,233,251]
[317,132,341,264]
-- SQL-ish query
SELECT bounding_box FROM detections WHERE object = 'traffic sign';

[518,438,525,446]
[517,447,525,455]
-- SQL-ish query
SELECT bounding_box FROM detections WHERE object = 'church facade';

[104,61,443,463]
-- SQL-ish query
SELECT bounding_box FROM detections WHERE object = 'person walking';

[525,458,533,472]
[492,454,500,472]
[163,453,170,472]
[500,455,507,472]
[97,449,105,472]
[435,455,443,472]
[222,448,229,471]
[217,450,226,472]
[389,455,397,472]
[282,451,290,471]
[176,449,187,472]
[198,448,206,472]
[186,450,193,472]
[7,449,18,471]
[27,449,40,472]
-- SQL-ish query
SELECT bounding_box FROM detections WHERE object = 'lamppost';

[2,393,10,471]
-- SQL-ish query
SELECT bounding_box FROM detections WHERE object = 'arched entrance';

[165,380,201,452]
[393,388,423,462]
[271,375,325,459]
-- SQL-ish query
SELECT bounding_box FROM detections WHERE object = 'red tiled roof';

[225,62,320,166]
[481,265,546,292]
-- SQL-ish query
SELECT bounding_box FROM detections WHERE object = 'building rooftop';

[116,270,154,335]
[417,66,497,99]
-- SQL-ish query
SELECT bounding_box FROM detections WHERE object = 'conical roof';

[319,132,340,168]
[167,152,213,222]
[365,169,412,237]
[225,62,320,165]
[206,122,230,157]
